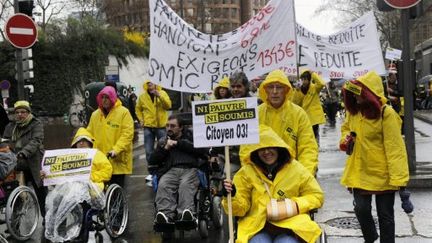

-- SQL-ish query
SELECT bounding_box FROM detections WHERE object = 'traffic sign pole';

[401,9,416,173]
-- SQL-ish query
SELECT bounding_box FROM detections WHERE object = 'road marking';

[10,27,33,35]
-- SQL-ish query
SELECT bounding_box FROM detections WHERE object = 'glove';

[107,150,116,158]
[222,182,236,197]
[399,188,414,214]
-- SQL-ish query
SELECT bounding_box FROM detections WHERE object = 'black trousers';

[353,190,395,243]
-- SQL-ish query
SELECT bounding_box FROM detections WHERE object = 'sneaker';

[180,209,194,221]
[155,212,169,224]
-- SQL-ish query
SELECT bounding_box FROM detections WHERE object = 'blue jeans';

[144,127,166,162]
[353,190,395,243]
[249,231,300,243]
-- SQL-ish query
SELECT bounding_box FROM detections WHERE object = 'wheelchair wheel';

[211,196,223,229]
[316,230,328,243]
[95,231,104,243]
[198,220,208,239]
[5,186,39,241]
[105,184,128,238]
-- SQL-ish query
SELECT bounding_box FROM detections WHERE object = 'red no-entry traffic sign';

[384,0,421,9]
[4,13,38,49]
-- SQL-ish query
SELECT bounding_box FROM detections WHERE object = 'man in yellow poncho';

[241,69,318,175]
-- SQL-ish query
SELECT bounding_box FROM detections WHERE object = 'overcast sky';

[294,0,338,35]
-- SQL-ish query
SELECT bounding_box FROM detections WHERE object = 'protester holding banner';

[213,76,232,100]
[87,86,134,187]
[70,127,112,189]
[245,69,318,175]
[222,125,324,243]
[149,114,208,225]
[135,80,172,164]
[291,70,326,144]
[340,71,409,243]
[3,100,47,215]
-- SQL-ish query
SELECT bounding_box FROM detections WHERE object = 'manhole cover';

[326,216,378,230]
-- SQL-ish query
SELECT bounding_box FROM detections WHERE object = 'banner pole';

[225,145,234,243]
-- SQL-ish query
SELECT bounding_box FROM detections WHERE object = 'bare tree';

[0,0,14,40]
[315,0,401,49]
[35,0,69,32]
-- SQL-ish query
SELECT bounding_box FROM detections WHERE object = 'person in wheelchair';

[43,127,112,242]
[148,114,209,226]
[222,125,324,243]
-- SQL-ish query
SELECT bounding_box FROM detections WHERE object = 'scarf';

[12,113,33,143]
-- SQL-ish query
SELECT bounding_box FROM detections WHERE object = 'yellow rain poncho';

[244,69,318,174]
[71,128,112,190]
[340,71,409,191]
[223,125,324,243]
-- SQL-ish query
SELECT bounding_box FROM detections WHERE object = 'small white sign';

[192,97,259,147]
[105,65,119,75]
[385,47,402,61]
[41,148,96,186]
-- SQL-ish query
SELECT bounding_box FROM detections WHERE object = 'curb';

[414,113,432,125]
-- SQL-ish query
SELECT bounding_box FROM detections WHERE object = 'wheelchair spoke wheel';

[211,196,223,229]
[105,184,128,238]
[5,186,40,241]
[198,220,208,239]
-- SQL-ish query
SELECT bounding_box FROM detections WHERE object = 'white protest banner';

[41,148,96,186]
[192,97,259,147]
[149,0,296,93]
[296,11,386,79]
[385,47,402,61]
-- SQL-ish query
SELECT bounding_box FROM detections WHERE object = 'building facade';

[103,0,268,34]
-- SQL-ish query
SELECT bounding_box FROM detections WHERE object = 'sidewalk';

[316,118,432,243]
[414,110,432,125]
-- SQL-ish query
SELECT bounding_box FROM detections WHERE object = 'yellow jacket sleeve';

[292,172,324,214]
[222,169,252,217]
[296,112,319,174]
[312,72,325,92]
[291,89,304,106]
[135,95,144,124]
[112,111,134,155]
[382,107,409,187]
[158,91,172,110]
[340,113,351,146]
[91,151,113,185]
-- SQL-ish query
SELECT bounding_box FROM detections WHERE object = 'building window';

[231,8,237,19]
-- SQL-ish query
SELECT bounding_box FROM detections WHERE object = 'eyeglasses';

[166,124,178,128]
[264,84,286,92]
[15,111,29,115]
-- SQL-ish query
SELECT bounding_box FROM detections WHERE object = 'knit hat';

[14,100,31,112]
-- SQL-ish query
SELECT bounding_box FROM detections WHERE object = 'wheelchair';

[0,171,40,241]
[44,182,128,243]
[153,163,225,240]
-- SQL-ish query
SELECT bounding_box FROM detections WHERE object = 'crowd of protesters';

[0,63,414,243]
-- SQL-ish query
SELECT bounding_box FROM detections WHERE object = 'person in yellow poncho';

[135,80,172,164]
[87,86,134,187]
[223,125,324,243]
[291,70,326,144]
[70,127,112,190]
[340,71,409,243]
[243,69,318,175]
[213,76,232,100]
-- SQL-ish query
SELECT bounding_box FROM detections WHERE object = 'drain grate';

[326,216,378,230]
